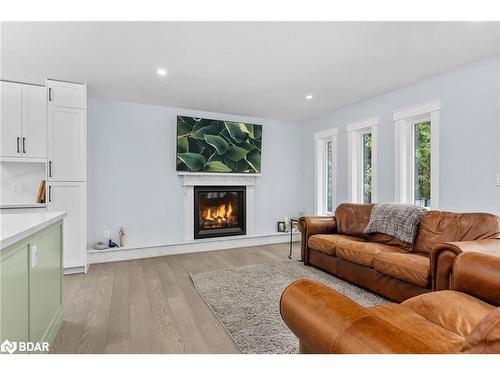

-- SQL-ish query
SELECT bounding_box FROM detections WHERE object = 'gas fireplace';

[194,186,246,239]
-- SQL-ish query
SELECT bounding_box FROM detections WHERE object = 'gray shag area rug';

[190,260,387,354]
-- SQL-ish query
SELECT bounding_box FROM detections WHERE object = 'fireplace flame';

[203,203,234,222]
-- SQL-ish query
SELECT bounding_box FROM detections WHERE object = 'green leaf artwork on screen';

[176,116,262,173]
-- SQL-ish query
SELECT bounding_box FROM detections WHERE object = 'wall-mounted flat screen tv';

[176,116,262,174]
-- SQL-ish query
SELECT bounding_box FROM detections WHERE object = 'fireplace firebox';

[194,186,246,239]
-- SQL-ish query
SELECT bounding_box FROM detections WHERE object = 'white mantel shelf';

[180,173,257,186]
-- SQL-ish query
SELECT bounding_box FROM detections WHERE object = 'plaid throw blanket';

[364,203,426,244]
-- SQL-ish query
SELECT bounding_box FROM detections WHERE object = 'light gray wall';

[88,56,500,248]
[87,99,304,247]
[301,56,500,216]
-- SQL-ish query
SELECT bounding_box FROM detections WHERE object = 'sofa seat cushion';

[308,234,367,256]
[368,303,465,353]
[402,290,495,338]
[373,252,430,288]
[365,233,413,252]
[335,241,401,268]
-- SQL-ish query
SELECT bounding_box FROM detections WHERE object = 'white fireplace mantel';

[180,174,256,241]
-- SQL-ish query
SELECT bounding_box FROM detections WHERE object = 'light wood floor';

[51,243,291,353]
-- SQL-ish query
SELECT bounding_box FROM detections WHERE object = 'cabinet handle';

[48,185,52,202]
[16,137,20,153]
[48,87,52,102]
[22,137,26,153]
[49,161,52,177]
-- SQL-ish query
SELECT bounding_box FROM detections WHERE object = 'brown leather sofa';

[280,252,500,354]
[299,203,500,302]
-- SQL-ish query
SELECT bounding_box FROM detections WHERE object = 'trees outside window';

[362,133,372,203]
[326,140,333,212]
[414,121,431,207]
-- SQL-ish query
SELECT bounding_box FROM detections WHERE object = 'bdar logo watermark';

[1,340,49,354]
[1,340,17,354]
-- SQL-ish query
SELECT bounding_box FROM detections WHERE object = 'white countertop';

[0,212,67,250]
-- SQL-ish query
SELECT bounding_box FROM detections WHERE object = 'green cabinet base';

[1,221,64,353]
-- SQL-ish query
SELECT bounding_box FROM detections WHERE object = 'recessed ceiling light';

[305,94,313,100]
[157,68,167,77]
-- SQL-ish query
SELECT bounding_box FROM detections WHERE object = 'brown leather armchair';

[280,252,500,354]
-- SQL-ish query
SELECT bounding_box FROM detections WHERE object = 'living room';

[1,1,500,372]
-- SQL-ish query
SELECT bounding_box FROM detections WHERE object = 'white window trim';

[393,99,440,209]
[314,127,338,215]
[346,117,378,203]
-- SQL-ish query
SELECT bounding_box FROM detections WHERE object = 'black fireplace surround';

[194,186,246,239]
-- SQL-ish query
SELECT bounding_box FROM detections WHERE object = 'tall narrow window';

[414,121,431,207]
[314,128,337,215]
[347,118,378,203]
[362,133,372,203]
[326,140,333,213]
[394,99,439,209]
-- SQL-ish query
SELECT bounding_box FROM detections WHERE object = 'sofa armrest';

[453,251,500,306]
[280,279,439,354]
[298,216,337,263]
[431,239,500,291]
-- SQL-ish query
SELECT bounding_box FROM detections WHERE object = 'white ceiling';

[1,22,499,122]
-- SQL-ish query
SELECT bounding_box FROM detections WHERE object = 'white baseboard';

[87,232,301,265]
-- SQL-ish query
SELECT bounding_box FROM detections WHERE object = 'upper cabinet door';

[47,80,86,109]
[22,84,47,158]
[48,106,86,181]
[0,81,22,157]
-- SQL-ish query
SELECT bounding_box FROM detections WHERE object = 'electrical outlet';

[103,230,111,240]
[496,174,500,186]
[31,245,38,269]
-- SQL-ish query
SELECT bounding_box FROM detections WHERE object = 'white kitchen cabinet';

[47,181,86,271]
[1,81,23,157]
[0,81,47,159]
[22,84,47,158]
[2,79,87,273]
[47,79,87,274]
[48,106,86,181]
[47,80,86,109]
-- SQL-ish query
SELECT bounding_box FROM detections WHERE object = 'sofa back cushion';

[335,203,373,236]
[335,203,414,251]
[414,211,500,255]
